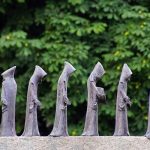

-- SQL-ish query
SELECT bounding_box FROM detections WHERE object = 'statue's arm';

[120,83,128,99]
[92,82,101,96]
[90,82,99,109]
[31,83,41,107]
[63,81,71,105]
[1,84,7,106]
[118,101,126,111]
[119,82,131,106]
[96,87,106,102]
[92,82,105,100]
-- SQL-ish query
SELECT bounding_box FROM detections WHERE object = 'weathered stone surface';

[22,65,47,136]
[0,136,150,150]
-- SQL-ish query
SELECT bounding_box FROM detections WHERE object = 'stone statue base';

[0,136,149,150]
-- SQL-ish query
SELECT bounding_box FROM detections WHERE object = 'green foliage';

[0,0,150,135]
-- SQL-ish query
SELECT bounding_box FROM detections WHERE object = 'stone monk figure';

[22,65,47,136]
[50,61,76,137]
[114,64,132,136]
[82,62,106,136]
[1,66,17,136]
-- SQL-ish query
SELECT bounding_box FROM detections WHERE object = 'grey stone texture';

[0,136,150,150]
[1,66,17,136]
[50,61,76,137]
[22,65,47,136]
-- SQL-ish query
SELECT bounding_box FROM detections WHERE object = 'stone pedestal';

[0,136,149,150]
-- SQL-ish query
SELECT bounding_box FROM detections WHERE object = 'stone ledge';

[0,136,149,150]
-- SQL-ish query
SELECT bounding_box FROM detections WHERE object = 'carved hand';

[97,94,106,102]
[92,103,97,110]
[34,99,41,107]
[63,95,71,105]
[60,104,66,110]
[1,99,7,106]
[29,104,34,113]
[119,103,126,111]
[96,87,106,103]
[124,96,132,106]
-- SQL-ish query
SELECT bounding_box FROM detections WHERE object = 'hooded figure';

[50,61,76,137]
[82,62,106,136]
[22,65,47,136]
[114,64,132,136]
[1,66,17,136]
[145,90,150,138]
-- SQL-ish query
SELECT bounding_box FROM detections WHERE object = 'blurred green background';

[0,0,150,136]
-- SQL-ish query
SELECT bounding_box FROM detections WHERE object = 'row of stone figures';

[1,61,150,138]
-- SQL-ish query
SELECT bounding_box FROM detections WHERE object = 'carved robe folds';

[1,66,17,136]
[22,65,47,136]
[114,64,132,136]
[82,62,106,136]
[50,61,76,137]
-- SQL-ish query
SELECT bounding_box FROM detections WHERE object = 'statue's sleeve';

[96,87,106,101]
[1,83,7,106]
[63,81,71,105]
[119,82,127,99]
[91,82,104,98]
[118,82,128,110]
[31,82,41,107]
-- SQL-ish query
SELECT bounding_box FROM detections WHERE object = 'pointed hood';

[64,61,76,75]
[90,62,105,81]
[120,63,132,82]
[1,66,16,78]
[34,65,47,79]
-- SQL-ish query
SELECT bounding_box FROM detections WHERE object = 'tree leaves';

[0,0,150,136]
